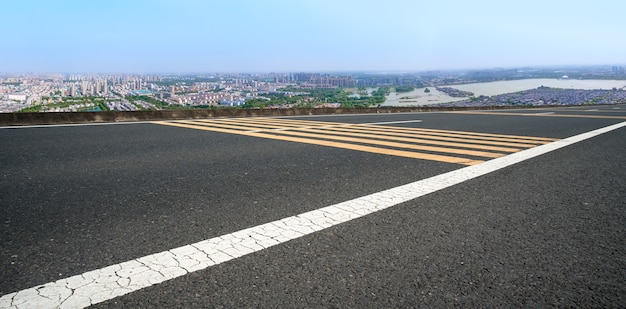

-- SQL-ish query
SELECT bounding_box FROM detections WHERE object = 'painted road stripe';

[212,118,540,152]
[276,128,514,156]
[237,118,553,146]
[556,108,623,113]
[352,124,557,143]
[0,121,159,129]
[309,125,547,148]
[220,117,426,127]
[165,120,508,162]
[223,118,557,143]
[2,121,624,309]
[224,119,556,150]
[245,117,557,142]
[522,112,555,115]
[155,119,553,164]
[186,121,506,159]
[194,119,526,152]
[157,121,484,165]
[450,111,626,120]
[352,119,424,125]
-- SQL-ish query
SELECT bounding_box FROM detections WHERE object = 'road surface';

[1,105,625,308]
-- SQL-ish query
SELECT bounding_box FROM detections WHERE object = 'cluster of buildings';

[433,87,626,107]
[0,72,317,111]
[286,73,357,88]
[2,66,626,112]
[42,102,96,113]
[0,74,152,112]
[106,101,139,111]
[165,91,250,107]
[0,76,58,112]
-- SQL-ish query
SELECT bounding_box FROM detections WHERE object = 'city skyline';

[2,0,626,73]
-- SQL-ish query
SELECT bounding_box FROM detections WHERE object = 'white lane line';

[360,119,423,125]
[0,121,157,129]
[2,121,625,309]
[0,118,422,130]
[244,120,422,133]
[522,112,555,115]
[245,122,358,133]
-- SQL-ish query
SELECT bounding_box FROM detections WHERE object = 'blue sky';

[2,0,625,73]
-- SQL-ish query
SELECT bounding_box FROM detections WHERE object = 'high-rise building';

[81,81,88,96]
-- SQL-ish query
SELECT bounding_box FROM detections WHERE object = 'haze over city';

[2,0,625,73]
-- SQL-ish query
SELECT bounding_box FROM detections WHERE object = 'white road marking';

[0,114,422,132]
[246,120,422,133]
[1,121,625,309]
[522,111,555,115]
[359,119,423,125]
[0,121,157,129]
[246,122,359,133]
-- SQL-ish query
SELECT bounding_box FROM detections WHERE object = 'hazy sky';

[2,0,625,73]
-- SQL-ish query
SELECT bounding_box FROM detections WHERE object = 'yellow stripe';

[237,117,558,141]
[214,118,309,126]
[177,119,523,153]
[237,117,557,143]
[154,121,485,165]
[351,124,555,143]
[210,118,554,146]
[234,118,334,126]
[183,120,506,158]
[153,118,558,165]
[196,119,316,132]
[322,125,543,148]
[305,125,542,148]
[353,124,558,142]
[287,127,513,156]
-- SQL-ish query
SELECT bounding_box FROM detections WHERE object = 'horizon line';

[1,64,625,76]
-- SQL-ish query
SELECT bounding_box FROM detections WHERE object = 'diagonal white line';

[2,121,625,309]
[244,119,423,133]
[522,112,555,115]
[359,119,423,125]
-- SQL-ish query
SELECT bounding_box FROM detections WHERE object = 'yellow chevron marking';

[154,118,559,165]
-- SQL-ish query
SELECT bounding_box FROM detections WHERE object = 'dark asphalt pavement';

[1,105,625,307]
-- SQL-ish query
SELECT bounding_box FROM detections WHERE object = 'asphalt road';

[1,105,625,307]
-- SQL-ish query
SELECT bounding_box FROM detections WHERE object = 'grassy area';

[395,86,415,93]
[262,86,389,108]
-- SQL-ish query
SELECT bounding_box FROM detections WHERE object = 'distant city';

[1,65,625,113]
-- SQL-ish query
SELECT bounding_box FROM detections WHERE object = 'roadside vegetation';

[126,95,169,109]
